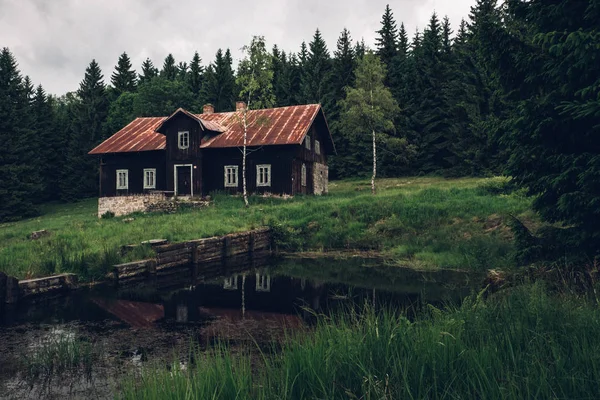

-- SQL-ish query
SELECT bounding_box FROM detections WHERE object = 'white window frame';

[116,169,128,190]
[301,163,307,187]
[255,273,271,292]
[223,275,239,290]
[143,168,156,189]
[178,131,189,150]
[305,134,311,150]
[315,139,321,155]
[256,164,271,187]
[224,165,238,188]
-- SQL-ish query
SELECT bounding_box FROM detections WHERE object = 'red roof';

[89,104,330,155]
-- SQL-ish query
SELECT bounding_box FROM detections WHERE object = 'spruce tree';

[177,61,188,81]
[139,58,158,84]
[62,59,108,200]
[0,48,40,220]
[161,54,177,81]
[415,13,455,173]
[301,29,333,111]
[188,51,204,98]
[199,49,236,111]
[484,0,600,259]
[271,45,285,106]
[111,52,137,93]
[375,4,399,69]
[32,84,61,201]
[328,28,358,179]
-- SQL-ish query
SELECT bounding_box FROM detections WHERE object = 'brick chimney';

[236,101,247,112]
[203,104,214,114]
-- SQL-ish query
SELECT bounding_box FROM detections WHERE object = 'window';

[256,164,271,187]
[315,139,321,155]
[144,168,156,189]
[224,165,238,188]
[223,275,239,290]
[305,134,311,150]
[301,163,307,187]
[255,273,271,292]
[178,131,189,149]
[116,169,128,190]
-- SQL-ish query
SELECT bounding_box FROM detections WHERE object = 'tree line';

[1,0,599,263]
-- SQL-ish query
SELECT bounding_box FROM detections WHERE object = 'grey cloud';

[1,0,475,95]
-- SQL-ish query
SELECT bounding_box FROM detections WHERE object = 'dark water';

[0,256,482,399]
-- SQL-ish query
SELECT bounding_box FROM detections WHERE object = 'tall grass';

[22,329,94,382]
[120,284,600,399]
[0,177,533,279]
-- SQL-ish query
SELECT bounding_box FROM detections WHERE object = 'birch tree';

[340,51,401,194]
[236,36,275,206]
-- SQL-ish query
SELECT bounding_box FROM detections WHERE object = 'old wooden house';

[89,103,335,217]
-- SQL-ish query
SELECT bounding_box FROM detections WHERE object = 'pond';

[0,256,482,399]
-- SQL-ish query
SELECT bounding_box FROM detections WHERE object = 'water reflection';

[0,257,482,399]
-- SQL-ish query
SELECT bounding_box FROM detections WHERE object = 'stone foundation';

[98,193,166,218]
[313,162,329,195]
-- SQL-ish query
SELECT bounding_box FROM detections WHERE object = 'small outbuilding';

[89,103,335,217]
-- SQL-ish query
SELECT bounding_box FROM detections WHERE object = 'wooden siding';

[202,146,297,195]
[162,113,203,196]
[99,151,166,197]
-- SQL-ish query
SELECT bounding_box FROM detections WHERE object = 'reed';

[120,283,600,399]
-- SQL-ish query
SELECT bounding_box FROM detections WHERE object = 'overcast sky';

[1,0,475,95]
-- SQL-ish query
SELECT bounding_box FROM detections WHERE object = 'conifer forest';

[1,0,599,265]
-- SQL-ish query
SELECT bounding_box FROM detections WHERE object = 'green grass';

[22,329,93,382]
[119,283,600,399]
[0,176,533,279]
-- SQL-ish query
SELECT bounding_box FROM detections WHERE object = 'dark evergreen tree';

[61,59,108,200]
[32,84,61,201]
[199,48,236,111]
[271,45,286,106]
[161,54,177,81]
[111,52,137,93]
[414,13,455,172]
[329,28,358,179]
[0,48,40,220]
[301,29,333,112]
[187,51,204,99]
[483,0,600,259]
[177,61,188,81]
[354,39,366,60]
[139,58,158,84]
[375,4,399,69]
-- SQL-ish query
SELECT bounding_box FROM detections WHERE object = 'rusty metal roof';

[198,104,321,148]
[89,117,166,154]
[89,104,329,155]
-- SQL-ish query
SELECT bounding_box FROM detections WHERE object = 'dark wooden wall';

[291,114,330,195]
[99,151,166,197]
[161,113,203,196]
[202,145,297,195]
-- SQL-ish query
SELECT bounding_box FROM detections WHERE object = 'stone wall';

[313,162,329,195]
[98,193,166,218]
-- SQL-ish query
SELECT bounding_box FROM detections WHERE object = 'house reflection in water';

[91,271,329,334]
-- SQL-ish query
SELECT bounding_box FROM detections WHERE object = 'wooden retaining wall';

[0,228,272,306]
[110,228,272,289]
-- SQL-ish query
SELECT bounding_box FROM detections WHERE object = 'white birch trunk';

[242,107,249,207]
[370,89,376,195]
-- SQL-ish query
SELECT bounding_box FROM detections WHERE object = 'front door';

[175,165,192,196]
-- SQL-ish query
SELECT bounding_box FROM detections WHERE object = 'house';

[88,102,335,217]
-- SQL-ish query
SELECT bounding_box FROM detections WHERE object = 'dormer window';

[178,131,189,149]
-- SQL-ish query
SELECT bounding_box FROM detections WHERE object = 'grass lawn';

[0,176,534,280]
